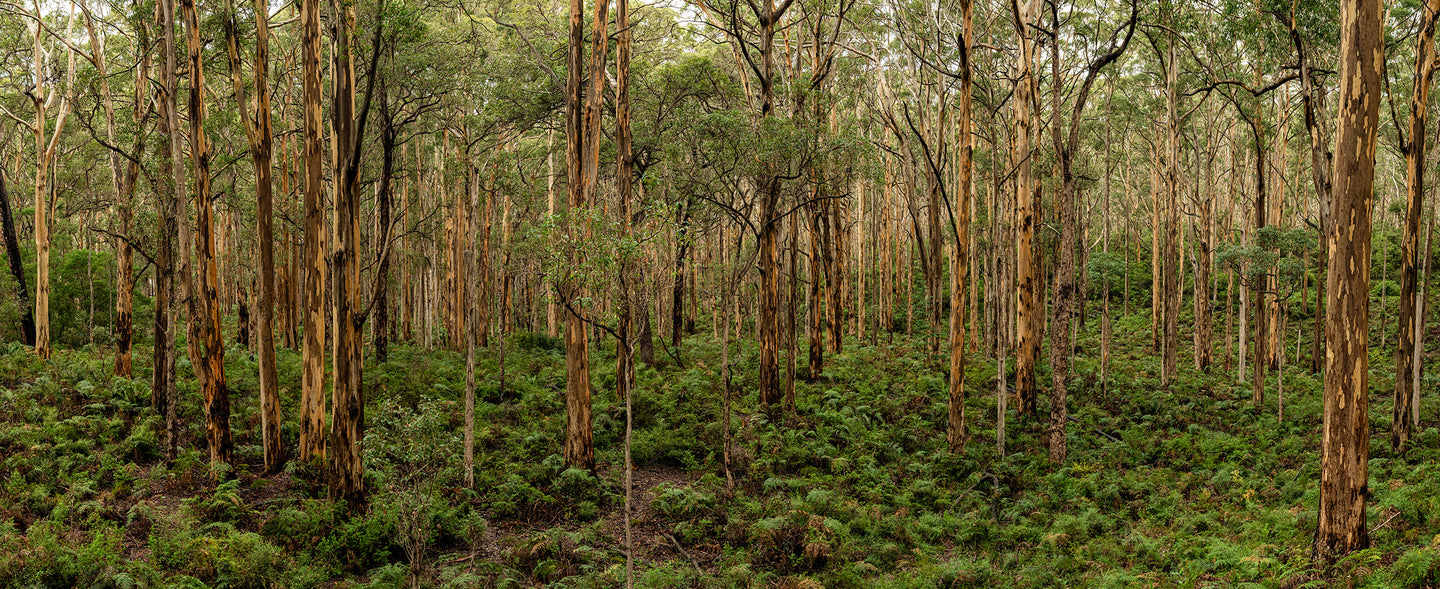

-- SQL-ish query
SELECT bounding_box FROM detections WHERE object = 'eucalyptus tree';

[1315,0,1380,563]
[298,0,326,465]
[697,0,803,409]
[223,0,281,474]
[1044,0,1137,462]
[18,0,79,360]
[1390,0,1440,453]
[181,0,233,475]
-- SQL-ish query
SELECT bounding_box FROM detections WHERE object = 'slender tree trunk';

[224,0,283,474]
[1314,0,1381,562]
[183,0,233,475]
[154,0,181,461]
[947,0,974,453]
[29,0,76,359]
[1393,0,1440,453]
[1011,0,1039,416]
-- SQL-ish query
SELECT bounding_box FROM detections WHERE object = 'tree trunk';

[224,0,283,474]
[561,0,601,470]
[1162,28,1181,387]
[947,0,973,453]
[0,170,34,346]
[154,0,181,461]
[1314,0,1381,562]
[299,0,327,464]
[1393,0,1440,453]
[29,0,76,359]
[182,0,233,476]
[1011,0,1039,416]
[325,0,377,507]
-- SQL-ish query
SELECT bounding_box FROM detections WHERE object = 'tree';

[1391,0,1440,453]
[1047,0,1137,462]
[299,0,326,464]
[326,0,384,507]
[1011,0,1041,417]
[223,0,282,474]
[25,0,77,359]
[181,0,232,476]
[1314,0,1381,563]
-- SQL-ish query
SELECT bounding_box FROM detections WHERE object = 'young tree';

[26,0,77,360]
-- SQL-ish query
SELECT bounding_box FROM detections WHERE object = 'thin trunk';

[0,170,33,346]
[947,0,974,452]
[224,0,283,474]
[1011,0,1039,416]
[1392,0,1440,452]
[183,0,233,475]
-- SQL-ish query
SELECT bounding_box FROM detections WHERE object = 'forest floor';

[2,309,1439,588]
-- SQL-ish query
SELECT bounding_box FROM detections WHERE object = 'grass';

[0,304,1438,588]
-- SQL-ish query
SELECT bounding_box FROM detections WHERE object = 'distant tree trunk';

[299,0,327,463]
[1195,116,1214,373]
[1010,0,1040,416]
[182,0,233,475]
[374,88,395,364]
[84,3,143,377]
[0,170,34,346]
[1314,0,1381,563]
[809,198,825,380]
[672,199,690,349]
[616,0,635,404]
[224,0,282,474]
[1392,0,1440,453]
[1250,115,1269,408]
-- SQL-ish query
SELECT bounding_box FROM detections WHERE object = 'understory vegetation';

[2,311,1438,588]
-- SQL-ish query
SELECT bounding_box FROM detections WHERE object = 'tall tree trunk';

[224,0,283,474]
[1011,0,1040,416]
[946,0,974,453]
[754,0,793,408]
[1392,0,1440,453]
[154,0,181,461]
[182,0,233,475]
[616,0,635,405]
[326,0,380,507]
[299,0,327,463]
[1314,0,1381,563]
[1161,24,1181,387]
[83,2,142,377]
[374,93,394,363]
[561,0,600,470]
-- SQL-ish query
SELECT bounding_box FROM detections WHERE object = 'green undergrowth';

[1,308,1439,588]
